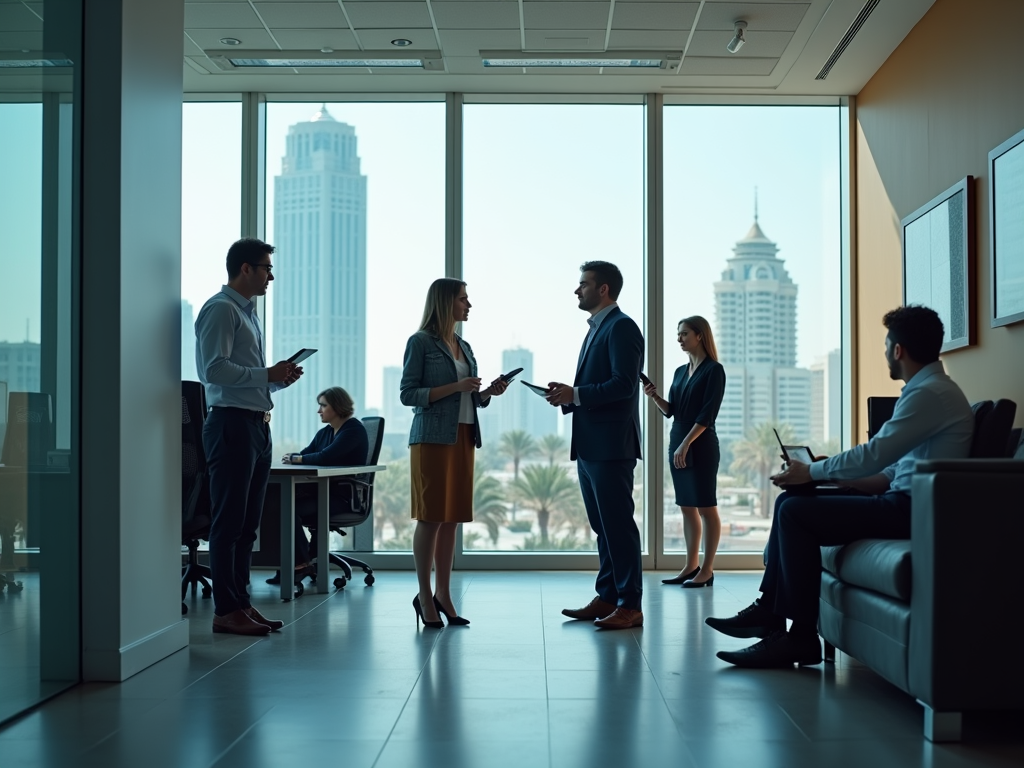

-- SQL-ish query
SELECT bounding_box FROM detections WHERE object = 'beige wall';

[855,0,1024,435]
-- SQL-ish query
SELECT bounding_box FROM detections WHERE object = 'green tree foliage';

[538,434,567,466]
[511,464,582,545]
[730,422,795,518]
[372,455,412,547]
[473,466,508,545]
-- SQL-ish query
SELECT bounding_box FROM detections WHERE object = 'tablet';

[287,348,317,364]
[521,381,550,397]
[501,367,524,383]
[773,427,814,464]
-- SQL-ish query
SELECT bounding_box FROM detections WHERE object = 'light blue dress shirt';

[195,285,282,411]
[808,361,974,494]
[573,302,618,406]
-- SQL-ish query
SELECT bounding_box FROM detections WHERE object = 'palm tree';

[730,422,795,518]
[499,430,538,521]
[372,456,412,547]
[511,464,580,546]
[538,434,567,466]
[473,466,508,546]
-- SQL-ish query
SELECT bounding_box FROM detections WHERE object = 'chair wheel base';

[364,574,375,586]
[334,577,347,590]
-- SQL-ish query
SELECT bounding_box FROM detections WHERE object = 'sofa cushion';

[820,539,912,602]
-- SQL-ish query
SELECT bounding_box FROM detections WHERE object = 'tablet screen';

[288,348,317,364]
[521,381,550,397]
[783,446,816,465]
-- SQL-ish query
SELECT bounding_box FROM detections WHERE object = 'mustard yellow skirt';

[410,423,476,523]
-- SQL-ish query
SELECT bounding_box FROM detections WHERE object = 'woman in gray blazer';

[400,278,507,628]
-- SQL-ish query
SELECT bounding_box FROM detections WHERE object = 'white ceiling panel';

[253,3,349,29]
[608,29,686,48]
[184,2,266,29]
[523,2,610,31]
[271,28,361,49]
[0,5,42,31]
[697,2,809,32]
[678,55,777,75]
[0,31,43,50]
[187,28,279,49]
[524,30,605,50]
[612,2,698,31]
[357,28,439,48]
[431,2,521,30]
[343,2,433,29]
[438,28,521,56]
[685,28,792,57]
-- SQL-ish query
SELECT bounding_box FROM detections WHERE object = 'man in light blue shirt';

[195,238,303,636]
[707,305,973,668]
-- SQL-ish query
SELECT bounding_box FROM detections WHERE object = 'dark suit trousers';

[760,490,912,624]
[577,458,643,611]
[204,407,273,616]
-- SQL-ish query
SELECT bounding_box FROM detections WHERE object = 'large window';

[264,101,446,550]
[462,103,646,553]
[661,105,843,554]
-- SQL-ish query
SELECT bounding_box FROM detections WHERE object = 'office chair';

[968,399,1016,458]
[309,416,384,590]
[181,380,213,615]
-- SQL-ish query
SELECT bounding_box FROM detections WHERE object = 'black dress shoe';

[716,630,822,668]
[705,598,785,639]
[662,567,700,585]
[265,570,282,585]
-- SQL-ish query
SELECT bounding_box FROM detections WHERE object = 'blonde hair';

[318,386,354,419]
[419,277,466,340]
[679,315,719,362]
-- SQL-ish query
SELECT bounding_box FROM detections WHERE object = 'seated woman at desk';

[271,386,368,582]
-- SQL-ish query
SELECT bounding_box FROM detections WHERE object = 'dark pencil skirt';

[668,430,720,508]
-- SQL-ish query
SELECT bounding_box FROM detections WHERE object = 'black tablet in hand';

[501,367,524,383]
[288,348,317,364]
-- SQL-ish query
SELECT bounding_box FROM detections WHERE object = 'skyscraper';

[382,365,412,437]
[272,105,367,447]
[714,209,812,443]
[810,348,842,447]
[486,347,556,440]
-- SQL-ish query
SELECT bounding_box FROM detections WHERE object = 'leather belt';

[212,406,271,424]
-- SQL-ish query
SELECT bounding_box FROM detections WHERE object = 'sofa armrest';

[915,459,1024,474]
[909,467,1024,710]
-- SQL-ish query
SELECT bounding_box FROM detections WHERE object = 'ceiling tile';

[187,27,278,50]
[678,55,777,75]
[253,3,348,29]
[685,28,792,57]
[524,30,604,51]
[0,4,43,30]
[523,2,610,30]
[184,2,266,29]
[696,2,809,32]
[431,2,521,30]
[607,29,685,48]
[438,28,521,56]
[343,2,433,29]
[271,28,360,50]
[612,2,698,31]
[357,28,439,49]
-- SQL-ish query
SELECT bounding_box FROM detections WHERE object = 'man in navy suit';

[547,261,645,629]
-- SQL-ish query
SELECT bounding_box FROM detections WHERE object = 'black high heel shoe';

[433,596,470,626]
[413,595,444,629]
[662,566,700,585]
[681,572,714,588]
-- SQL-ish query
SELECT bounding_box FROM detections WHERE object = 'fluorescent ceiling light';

[205,49,443,71]
[480,50,681,69]
[0,52,73,68]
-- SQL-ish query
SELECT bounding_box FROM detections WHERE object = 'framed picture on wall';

[901,176,975,353]
[989,128,1024,328]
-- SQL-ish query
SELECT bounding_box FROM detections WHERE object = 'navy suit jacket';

[563,306,644,462]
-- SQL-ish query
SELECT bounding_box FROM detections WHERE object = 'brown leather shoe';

[213,609,271,636]
[245,606,284,631]
[562,597,617,621]
[594,607,644,630]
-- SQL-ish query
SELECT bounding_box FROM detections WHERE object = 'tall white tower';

[272,105,367,448]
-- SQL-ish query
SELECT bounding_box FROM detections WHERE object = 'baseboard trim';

[83,619,189,682]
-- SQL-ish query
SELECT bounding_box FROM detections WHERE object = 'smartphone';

[287,348,317,364]
[639,371,653,387]
[501,367,524,383]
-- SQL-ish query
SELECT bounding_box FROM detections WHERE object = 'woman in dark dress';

[644,316,726,587]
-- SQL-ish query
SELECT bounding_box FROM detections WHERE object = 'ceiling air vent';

[816,0,880,80]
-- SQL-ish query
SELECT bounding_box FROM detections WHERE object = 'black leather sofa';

[818,401,1022,741]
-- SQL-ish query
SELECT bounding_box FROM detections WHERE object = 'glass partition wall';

[182,95,847,569]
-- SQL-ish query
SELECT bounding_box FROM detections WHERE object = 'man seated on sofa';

[706,304,974,668]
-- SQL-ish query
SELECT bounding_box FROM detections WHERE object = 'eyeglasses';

[246,262,274,274]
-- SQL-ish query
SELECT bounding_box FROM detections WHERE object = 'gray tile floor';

[1,570,1022,768]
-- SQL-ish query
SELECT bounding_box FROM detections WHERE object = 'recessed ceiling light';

[391,39,413,47]
[480,50,681,69]
[204,49,444,70]
[321,47,334,54]
[219,38,242,46]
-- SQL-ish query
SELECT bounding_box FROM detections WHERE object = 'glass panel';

[181,102,242,382]
[264,102,446,550]
[661,106,842,555]
[462,104,646,553]
[0,0,82,722]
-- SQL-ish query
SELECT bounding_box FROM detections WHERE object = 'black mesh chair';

[310,416,385,589]
[968,399,1017,458]
[181,380,213,615]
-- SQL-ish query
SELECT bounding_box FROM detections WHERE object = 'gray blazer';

[400,330,489,447]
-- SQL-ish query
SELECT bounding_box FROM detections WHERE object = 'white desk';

[268,464,386,600]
